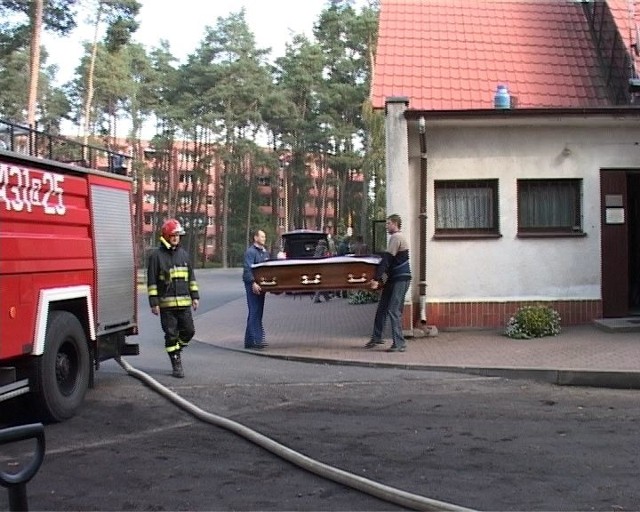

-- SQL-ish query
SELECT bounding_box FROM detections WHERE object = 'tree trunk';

[271,165,280,240]
[133,139,145,267]
[245,154,253,251]
[27,0,43,129]
[319,155,328,230]
[221,161,229,268]
[83,3,103,149]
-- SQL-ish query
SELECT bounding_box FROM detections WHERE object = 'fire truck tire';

[33,311,91,422]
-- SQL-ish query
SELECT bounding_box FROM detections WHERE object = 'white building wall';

[411,123,640,303]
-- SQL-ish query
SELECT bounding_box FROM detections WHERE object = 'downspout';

[418,117,428,325]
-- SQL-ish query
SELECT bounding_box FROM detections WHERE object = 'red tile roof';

[609,0,639,47]
[371,0,640,110]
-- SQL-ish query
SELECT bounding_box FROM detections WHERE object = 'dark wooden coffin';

[252,255,381,293]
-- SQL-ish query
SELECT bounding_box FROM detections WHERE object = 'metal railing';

[0,119,129,175]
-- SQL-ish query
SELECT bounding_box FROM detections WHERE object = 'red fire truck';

[0,121,139,422]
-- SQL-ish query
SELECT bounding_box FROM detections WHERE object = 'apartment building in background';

[128,140,361,262]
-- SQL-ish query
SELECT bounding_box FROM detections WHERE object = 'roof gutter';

[404,106,640,121]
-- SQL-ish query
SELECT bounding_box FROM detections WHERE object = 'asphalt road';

[1,269,639,511]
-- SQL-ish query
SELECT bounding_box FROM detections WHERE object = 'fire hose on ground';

[116,357,476,512]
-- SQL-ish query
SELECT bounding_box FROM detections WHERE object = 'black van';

[281,230,328,259]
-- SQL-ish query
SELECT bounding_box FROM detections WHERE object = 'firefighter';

[147,219,200,378]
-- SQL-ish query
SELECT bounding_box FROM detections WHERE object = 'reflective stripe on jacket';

[147,237,199,309]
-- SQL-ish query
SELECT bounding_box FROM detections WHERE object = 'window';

[434,179,499,236]
[178,150,193,164]
[179,193,191,207]
[517,179,582,235]
[258,195,272,207]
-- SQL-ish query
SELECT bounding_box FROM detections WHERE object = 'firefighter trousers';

[160,307,195,353]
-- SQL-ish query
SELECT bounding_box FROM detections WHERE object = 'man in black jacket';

[147,219,200,377]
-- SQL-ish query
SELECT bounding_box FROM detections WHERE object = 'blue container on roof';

[494,84,511,109]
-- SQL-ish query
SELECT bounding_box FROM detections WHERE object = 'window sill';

[433,233,502,240]
[517,232,586,238]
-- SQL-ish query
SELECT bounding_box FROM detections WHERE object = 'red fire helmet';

[161,218,186,239]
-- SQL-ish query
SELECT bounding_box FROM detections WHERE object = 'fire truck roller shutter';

[90,184,136,334]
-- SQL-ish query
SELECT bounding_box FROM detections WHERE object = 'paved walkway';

[194,293,640,389]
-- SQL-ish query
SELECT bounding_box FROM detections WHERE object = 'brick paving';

[194,293,640,388]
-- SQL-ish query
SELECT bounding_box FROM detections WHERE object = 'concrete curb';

[213,345,640,389]
[192,285,640,391]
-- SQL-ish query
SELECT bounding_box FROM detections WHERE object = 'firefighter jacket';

[147,237,199,309]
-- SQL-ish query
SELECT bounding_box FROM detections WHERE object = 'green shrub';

[348,290,379,305]
[505,305,561,339]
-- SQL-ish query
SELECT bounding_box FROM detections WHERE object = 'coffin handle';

[347,273,368,284]
[259,277,278,286]
[301,274,322,285]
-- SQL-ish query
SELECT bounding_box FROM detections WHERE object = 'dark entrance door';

[600,170,640,317]
[628,173,640,315]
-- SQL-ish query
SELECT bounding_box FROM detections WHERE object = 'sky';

[43,0,338,87]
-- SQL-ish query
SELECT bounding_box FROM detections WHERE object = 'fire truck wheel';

[34,311,91,423]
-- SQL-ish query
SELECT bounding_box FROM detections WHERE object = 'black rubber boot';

[169,352,184,378]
